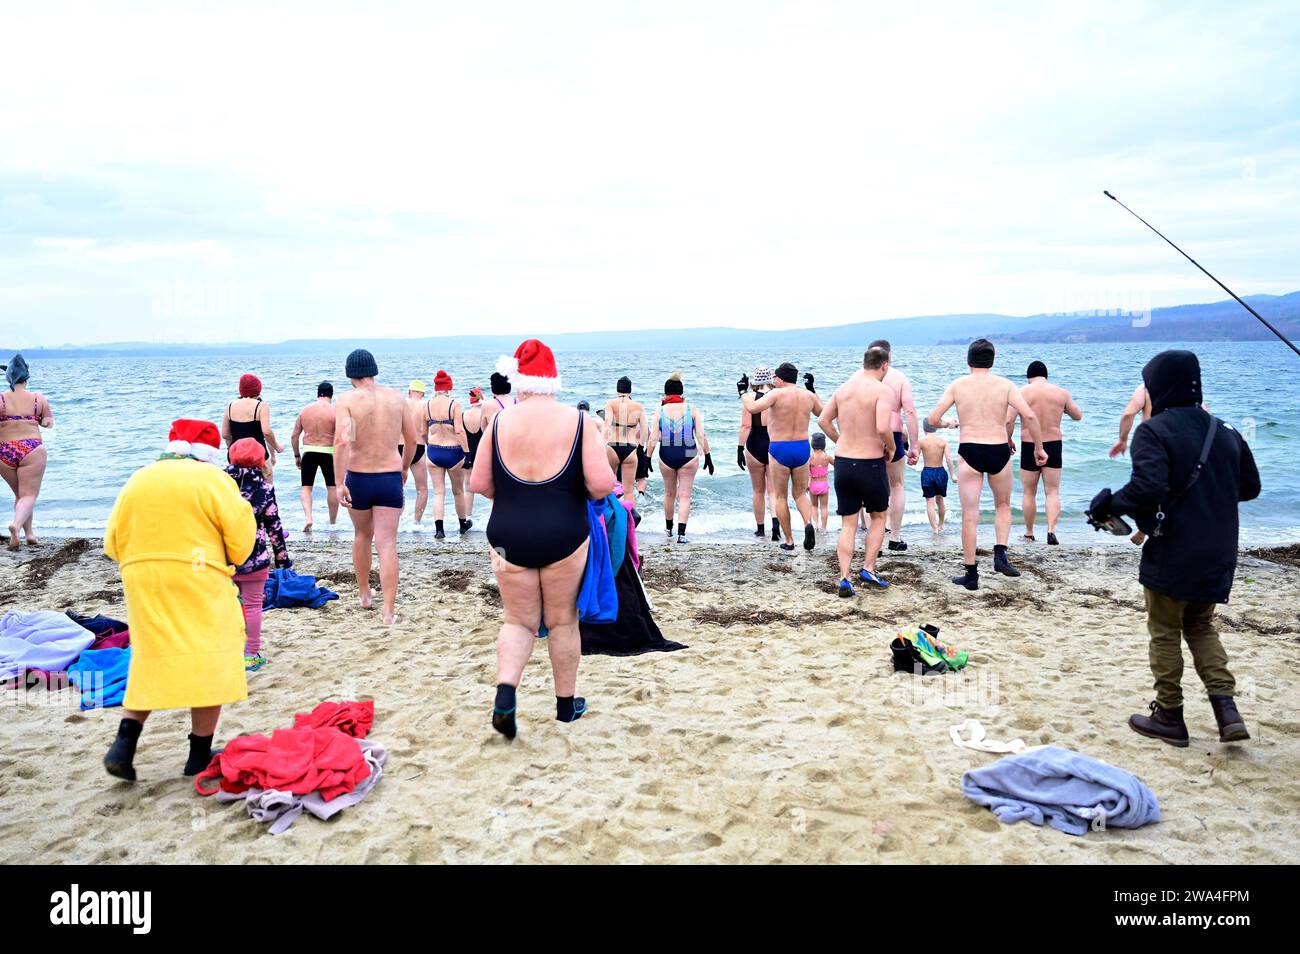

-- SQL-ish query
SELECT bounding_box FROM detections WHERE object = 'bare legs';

[412,456,429,523]
[1020,468,1040,538]
[2,445,46,548]
[660,458,699,533]
[430,461,469,525]
[989,463,1013,548]
[886,457,906,542]
[926,495,947,532]
[491,540,588,696]
[746,454,767,527]
[1042,467,1062,537]
[300,482,339,532]
[956,458,984,565]
[346,505,402,623]
[771,461,813,546]
[836,509,886,581]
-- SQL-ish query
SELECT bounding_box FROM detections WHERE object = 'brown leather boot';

[1209,695,1250,742]
[1128,701,1189,747]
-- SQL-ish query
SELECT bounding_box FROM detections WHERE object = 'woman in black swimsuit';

[737,366,777,538]
[602,376,644,504]
[461,386,486,520]
[222,374,283,477]
[470,339,615,740]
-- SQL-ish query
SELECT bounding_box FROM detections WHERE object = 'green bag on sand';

[897,624,969,671]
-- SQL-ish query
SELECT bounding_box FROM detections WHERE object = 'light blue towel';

[0,610,96,680]
[960,745,1160,836]
[67,647,132,710]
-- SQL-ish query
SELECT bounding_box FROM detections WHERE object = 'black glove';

[736,373,749,397]
[737,445,747,470]
[644,453,652,474]
[703,452,714,475]
[803,372,815,392]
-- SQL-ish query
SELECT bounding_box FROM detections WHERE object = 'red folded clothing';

[293,700,374,739]
[195,726,370,801]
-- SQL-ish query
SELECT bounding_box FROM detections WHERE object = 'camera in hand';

[1086,509,1132,535]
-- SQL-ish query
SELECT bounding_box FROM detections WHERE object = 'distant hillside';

[7,292,1298,358]
[958,292,1300,345]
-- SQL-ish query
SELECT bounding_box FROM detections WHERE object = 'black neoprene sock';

[183,733,217,776]
[104,717,143,781]
[666,518,673,532]
[677,522,686,536]
[556,695,587,722]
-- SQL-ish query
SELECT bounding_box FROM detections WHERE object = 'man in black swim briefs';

[927,338,1046,590]
[1008,360,1083,545]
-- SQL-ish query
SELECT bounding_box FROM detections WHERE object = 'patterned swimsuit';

[0,394,43,467]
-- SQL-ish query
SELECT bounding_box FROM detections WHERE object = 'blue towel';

[67,647,132,710]
[961,745,1161,836]
[577,499,618,624]
[264,568,340,610]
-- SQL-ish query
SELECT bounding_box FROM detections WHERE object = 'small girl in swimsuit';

[809,433,834,532]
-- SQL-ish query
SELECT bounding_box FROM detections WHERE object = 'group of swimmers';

[4,338,1088,601]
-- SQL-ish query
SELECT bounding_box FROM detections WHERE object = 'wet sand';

[2,529,1299,864]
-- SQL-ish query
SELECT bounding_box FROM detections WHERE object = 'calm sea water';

[18,341,1300,546]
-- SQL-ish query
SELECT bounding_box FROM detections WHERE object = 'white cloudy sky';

[2,0,1298,346]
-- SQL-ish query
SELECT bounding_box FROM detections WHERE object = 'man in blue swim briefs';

[818,345,896,596]
[335,349,419,625]
[742,362,824,551]
[927,338,1046,590]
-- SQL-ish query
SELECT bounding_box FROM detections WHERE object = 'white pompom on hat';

[164,418,223,464]
[496,339,562,395]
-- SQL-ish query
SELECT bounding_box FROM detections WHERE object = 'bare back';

[336,385,408,472]
[297,400,336,446]
[948,373,1021,443]
[603,396,643,445]
[1017,380,1072,442]
[764,386,822,441]
[825,373,891,458]
[918,434,949,467]
[405,396,429,446]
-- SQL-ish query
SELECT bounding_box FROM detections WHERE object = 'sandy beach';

[2,530,1298,864]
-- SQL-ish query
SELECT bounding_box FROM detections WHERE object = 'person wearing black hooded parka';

[1090,350,1261,747]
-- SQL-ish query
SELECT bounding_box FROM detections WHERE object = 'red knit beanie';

[434,370,453,392]
[229,437,266,468]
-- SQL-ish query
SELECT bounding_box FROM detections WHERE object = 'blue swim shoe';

[859,567,890,588]
[837,578,855,597]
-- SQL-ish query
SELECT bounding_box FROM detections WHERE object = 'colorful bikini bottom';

[0,439,42,468]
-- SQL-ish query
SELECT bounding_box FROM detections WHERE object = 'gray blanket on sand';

[960,745,1160,836]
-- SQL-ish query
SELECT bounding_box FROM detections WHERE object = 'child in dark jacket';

[1090,350,1260,747]
[226,438,291,671]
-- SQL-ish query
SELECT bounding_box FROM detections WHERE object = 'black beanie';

[664,376,684,396]
[345,349,379,379]
[616,376,632,394]
[490,372,512,395]
[775,362,798,384]
[1026,360,1048,379]
[967,338,995,369]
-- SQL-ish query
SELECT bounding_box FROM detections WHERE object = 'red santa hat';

[165,418,223,464]
[495,339,561,395]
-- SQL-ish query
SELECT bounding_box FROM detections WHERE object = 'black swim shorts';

[834,456,890,516]
[1020,439,1063,471]
[301,451,336,488]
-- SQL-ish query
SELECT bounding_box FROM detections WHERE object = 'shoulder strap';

[1159,411,1218,522]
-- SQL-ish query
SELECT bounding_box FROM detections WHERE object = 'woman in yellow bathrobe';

[102,419,256,781]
